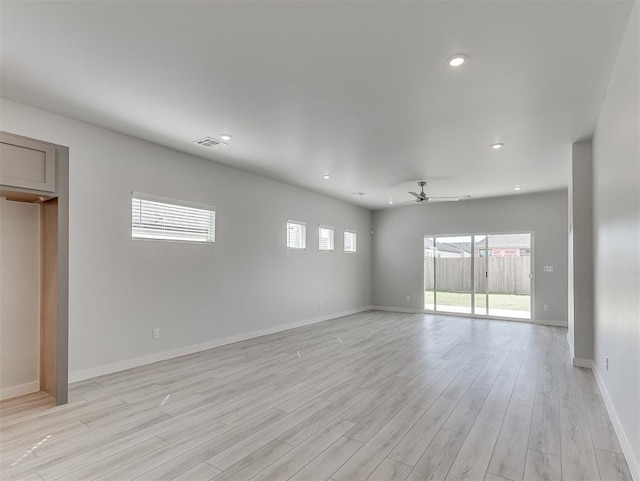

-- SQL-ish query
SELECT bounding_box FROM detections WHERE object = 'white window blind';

[319,226,334,251]
[132,193,215,243]
[287,220,306,249]
[344,230,357,252]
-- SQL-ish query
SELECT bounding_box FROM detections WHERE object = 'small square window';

[319,226,334,251]
[344,230,357,253]
[287,220,306,249]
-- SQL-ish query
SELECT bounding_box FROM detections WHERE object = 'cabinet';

[0,132,56,192]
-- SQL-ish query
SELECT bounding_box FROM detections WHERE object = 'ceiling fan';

[404,181,471,204]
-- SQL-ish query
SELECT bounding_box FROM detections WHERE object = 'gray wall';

[568,140,594,361]
[0,99,373,379]
[372,190,568,325]
[593,1,639,472]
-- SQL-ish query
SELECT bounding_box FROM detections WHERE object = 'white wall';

[372,190,568,325]
[0,200,41,399]
[0,99,372,380]
[593,1,640,477]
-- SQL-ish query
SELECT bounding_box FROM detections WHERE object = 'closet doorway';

[0,132,69,405]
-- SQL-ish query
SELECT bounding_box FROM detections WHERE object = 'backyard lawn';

[424,290,530,311]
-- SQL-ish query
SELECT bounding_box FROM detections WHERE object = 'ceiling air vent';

[193,136,227,149]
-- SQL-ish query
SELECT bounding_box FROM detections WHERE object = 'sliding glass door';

[486,233,532,319]
[424,233,533,320]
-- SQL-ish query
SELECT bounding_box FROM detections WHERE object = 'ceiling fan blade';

[426,196,466,202]
[408,192,422,200]
[391,200,426,207]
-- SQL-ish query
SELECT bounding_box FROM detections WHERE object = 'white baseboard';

[0,381,40,401]
[506,317,567,327]
[567,331,575,358]
[372,306,567,327]
[371,305,423,314]
[69,306,374,383]
[592,365,640,481]
[572,357,594,368]
[533,318,568,327]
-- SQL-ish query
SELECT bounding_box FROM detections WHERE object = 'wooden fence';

[424,257,531,295]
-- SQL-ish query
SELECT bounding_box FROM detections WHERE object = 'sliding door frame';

[422,231,535,322]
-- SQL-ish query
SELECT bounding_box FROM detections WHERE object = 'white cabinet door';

[0,132,56,192]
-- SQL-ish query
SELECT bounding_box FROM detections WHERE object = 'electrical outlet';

[544,304,549,311]
[544,266,554,272]
[406,295,411,302]
[152,328,160,340]
[605,356,609,371]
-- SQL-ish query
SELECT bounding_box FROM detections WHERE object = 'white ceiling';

[0,1,633,208]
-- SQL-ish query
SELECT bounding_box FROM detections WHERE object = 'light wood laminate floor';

[0,311,633,481]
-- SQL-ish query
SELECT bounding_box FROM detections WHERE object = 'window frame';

[344,230,357,253]
[131,192,216,244]
[286,219,307,250]
[318,225,335,252]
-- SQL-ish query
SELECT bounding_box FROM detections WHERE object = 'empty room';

[0,1,638,481]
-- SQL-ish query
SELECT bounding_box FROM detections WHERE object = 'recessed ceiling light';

[448,54,467,67]
[388,199,394,205]
[323,174,331,180]
[514,185,521,191]
[491,143,504,150]
[220,134,232,142]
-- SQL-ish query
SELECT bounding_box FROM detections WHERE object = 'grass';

[424,290,530,311]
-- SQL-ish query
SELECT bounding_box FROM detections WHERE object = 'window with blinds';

[287,220,306,249]
[131,193,215,243]
[319,226,334,251]
[344,230,357,253]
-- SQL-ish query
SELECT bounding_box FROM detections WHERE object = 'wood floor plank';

[345,384,422,443]
[367,458,413,481]
[405,428,466,481]
[53,436,169,481]
[278,388,370,446]
[251,418,355,481]
[484,474,512,481]
[582,390,623,454]
[206,397,331,471]
[510,368,538,407]
[288,436,363,481]
[172,462,221,481]
[443,382,492,435]
[333,404,425,481]
[340,376,412,423]
[94,408,287,481]
[522,450,561,481]
[594,448,633,481]
[389,396,457,466]
[444,416,502,481]
[487,402,533,481]
[559,407,601,481]
[204,439,293,481]
[477,373,518,422]
[528,387,561,456]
